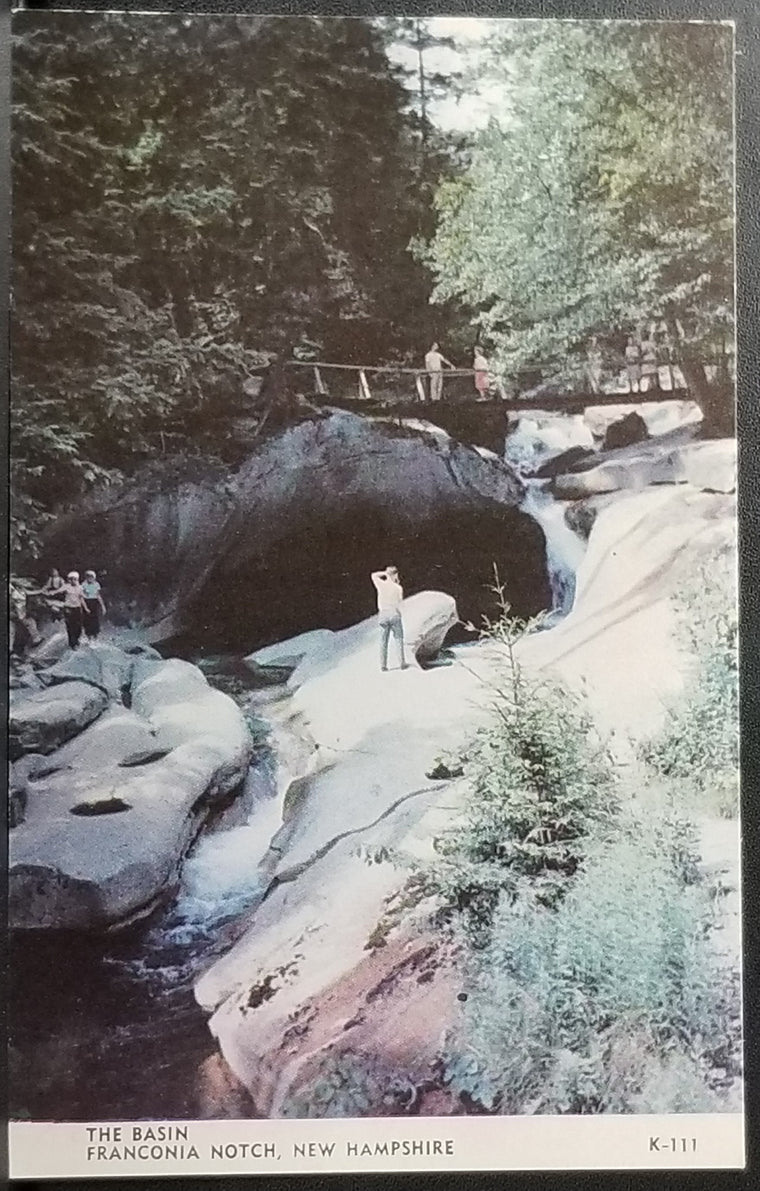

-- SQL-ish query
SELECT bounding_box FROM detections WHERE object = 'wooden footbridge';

[249,353,731,416]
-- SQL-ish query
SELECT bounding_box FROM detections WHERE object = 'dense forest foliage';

[11,13,461,557]
[424,22,734,407]
[11,16,734,559]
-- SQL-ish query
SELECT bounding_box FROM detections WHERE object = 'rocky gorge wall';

[192,429,738,1118]
[39,410,551,652]
[11,401,739,1122]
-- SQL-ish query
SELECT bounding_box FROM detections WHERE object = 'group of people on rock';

[422,343,495,402]
[10,567,107,658]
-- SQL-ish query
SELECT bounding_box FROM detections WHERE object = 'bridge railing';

[252,349,733,408]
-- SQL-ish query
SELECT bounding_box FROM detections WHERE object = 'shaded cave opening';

[174,502,552,656]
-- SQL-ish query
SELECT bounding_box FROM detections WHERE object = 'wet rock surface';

[9,641,253,930]
[9,681,109,759]
[194,456,738,1116]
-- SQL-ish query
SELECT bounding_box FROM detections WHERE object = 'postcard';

[7,10,743,1179]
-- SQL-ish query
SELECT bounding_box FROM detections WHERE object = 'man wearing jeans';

[371,565,407,672]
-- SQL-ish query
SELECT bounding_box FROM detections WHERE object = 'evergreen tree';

[12,13,457,557]
[380,18,463,148]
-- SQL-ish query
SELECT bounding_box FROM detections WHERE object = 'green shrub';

[281,1051,420,1118]
[640,550,738,817]
[444,816,741,1114]
[423,588,618,940]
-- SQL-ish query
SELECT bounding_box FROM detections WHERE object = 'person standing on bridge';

[371,565,407,673]
[425,342,453,402]
[624,335,642,393]
[640,329,659,393]
[473,346,490,398]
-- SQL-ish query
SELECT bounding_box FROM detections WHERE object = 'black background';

[1,1,758,1190]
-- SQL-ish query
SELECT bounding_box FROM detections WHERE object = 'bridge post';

[313,366,327,397]
[358,370,372,401]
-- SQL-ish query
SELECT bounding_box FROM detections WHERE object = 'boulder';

[679,439,736,493]
[584,399,701,440]
[552,436,736,501]
[36,456,235,633]
[36,641,134,701]
[49,708,160,772]
[532,444,597,479]
[287,591,458,694]
[244,630,336,681]
[9,736,250,930]
[563,495,617,540]
[131,657,209,718]
[129,654,166,693]
[28,630,69,669]
[9,662,43,692]
[551,459,664,499]
[89,642,135,699]
[9,657,254,930]
[39,411,550,651]
[38,647,108,691]
[9,682,108,759]
[602,411,649,451]
[122,642,163,659]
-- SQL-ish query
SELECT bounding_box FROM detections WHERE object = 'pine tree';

[11,13,457,557]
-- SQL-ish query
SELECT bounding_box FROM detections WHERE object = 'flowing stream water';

[10,412,592,1122]
[10,730,280,1121]
[504,412,593,616]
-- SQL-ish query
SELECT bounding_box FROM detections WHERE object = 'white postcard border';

[9,1113,745,1179]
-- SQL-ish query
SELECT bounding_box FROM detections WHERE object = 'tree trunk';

[415,20,427,146]
[666,319,734,438]
[679,358,734,438]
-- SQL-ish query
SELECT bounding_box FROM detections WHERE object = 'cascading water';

[10,731,280,1121]
[520,482,586,615]
[504,412,594,617]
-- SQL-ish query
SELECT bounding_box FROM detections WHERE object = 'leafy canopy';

[423,22,733,379]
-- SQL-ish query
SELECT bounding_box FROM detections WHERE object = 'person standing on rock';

[371,566,407,673]
[424,342,453,403]
[62,571,88,649]
[9,580,41,659]
[82,570,107,641]
[39,566,66,619]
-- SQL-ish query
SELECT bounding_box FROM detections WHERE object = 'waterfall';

[521,480,585,615]
[504,412,594,472]
[505,411,592,617]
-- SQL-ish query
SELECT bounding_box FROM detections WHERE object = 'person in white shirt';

[82,570,107,640]
[62,571,88,649]
[424,342,453,402]
[371,565,407,672]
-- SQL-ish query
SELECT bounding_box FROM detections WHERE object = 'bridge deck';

[323,385,695,417]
